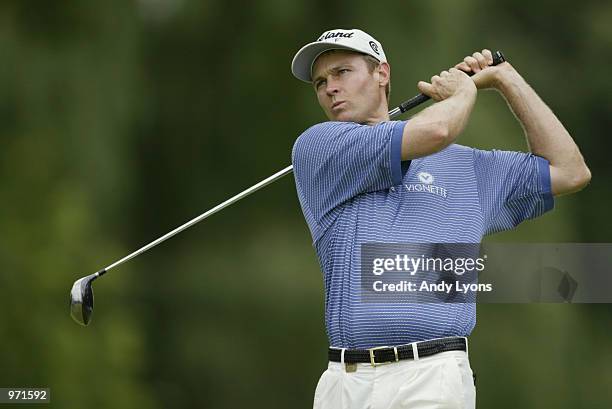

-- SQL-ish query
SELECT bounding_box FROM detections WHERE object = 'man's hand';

[454,49,514,90]
[417,68,476,101]
[403,67,478,160]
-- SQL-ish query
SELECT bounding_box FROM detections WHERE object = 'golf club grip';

[395,50,506,115]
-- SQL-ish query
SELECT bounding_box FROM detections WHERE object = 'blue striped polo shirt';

[291,120,554,349]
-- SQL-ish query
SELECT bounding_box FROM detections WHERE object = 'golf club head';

[69,273,98,326]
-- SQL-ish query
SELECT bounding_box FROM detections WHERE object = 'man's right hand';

[400,68,477,160]
[417,68,476,101]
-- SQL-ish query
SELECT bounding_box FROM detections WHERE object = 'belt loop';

[340,348,346,364]
[463,337,469,358]
[411,343,419,361]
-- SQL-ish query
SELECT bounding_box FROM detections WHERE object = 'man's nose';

[325,78,340,96]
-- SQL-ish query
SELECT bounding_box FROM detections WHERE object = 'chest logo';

[417,172,434,184]
[403,171,447,198]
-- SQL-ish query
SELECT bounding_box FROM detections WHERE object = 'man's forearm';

[495,67,591,194]
[429,87,477,139]
[401,87,476,160]
[496,69,585,169]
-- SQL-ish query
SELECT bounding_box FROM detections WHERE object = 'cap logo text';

[318,31,354,41]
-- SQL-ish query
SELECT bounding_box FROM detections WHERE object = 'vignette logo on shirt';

[404,171,448,198]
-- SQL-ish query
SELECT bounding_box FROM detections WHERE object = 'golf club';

[69,51,506,326]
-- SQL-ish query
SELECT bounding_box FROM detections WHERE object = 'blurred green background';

[1,0,610,408]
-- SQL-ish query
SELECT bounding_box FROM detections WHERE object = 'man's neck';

[363,106,391,125]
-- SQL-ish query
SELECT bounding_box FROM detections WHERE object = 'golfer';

[290,29,590,409]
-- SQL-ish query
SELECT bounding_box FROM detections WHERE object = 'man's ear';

[377,62,390,87]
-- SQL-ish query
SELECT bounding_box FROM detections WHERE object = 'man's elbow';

[572,164,592,190]
[562,164,592,194]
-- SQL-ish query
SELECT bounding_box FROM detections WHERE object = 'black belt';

[329,336,467,366]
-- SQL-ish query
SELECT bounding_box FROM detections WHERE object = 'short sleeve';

[292,120,407,228]
[473,148,554,235]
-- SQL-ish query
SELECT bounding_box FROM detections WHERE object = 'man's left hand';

[454,49,514,90]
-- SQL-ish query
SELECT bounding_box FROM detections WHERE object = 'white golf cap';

[291,28,387,83]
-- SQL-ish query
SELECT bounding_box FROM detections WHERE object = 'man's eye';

[339,69,350,74]
[315,80,326,89]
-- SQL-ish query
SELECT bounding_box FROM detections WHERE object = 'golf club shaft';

[99,51,506,276]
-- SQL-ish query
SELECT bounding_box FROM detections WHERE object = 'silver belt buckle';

[368,346,399,367]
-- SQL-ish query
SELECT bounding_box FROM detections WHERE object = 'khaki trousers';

[313,350,476,409]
